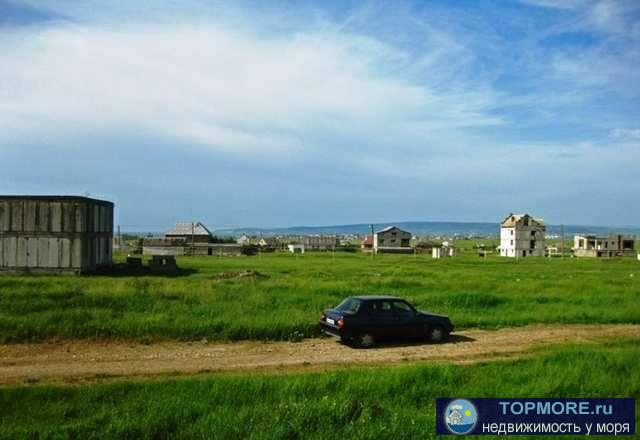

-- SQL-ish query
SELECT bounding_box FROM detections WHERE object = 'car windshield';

[393,301,414,316]
[335,298,362,313]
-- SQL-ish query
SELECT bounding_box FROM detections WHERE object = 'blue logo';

[445,399,478,435]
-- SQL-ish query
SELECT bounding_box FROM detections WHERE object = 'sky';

[0,0,638,230]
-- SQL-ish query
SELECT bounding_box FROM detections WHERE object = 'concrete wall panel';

[27,238,38,267]
[24,201,37,232]
[5,237,17,266]
[60,238,71,268]
[48,238,59,268]
[72,238,82,268]
[16,237,27,266]
[50,203,62,232]
[11,201,23,231]
[0,201,7,232]
[37,238,49,267]
[75,203,85,232]
[37,201,50,232]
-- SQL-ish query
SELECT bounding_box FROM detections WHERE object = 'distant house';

[302,235,339,250]
[432,244,456,259]
[258,237,282,249]
[142,221,231,256]
[374,226,412,254]
[361,235,374,251]
[287,244,305,254]
[236,234,252,245]
[573,234,635,258]
[545,245,562,257]
[165,222,213,243]
[499,213,545,257]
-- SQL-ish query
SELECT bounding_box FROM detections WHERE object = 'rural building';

[302,235,339,250]
[287,244,305,254]
[545,245,562,257]
[164,222,213,243]
[142,238,186,256]
[373,226,412,254]
[572,234,635,257]
[361,235,374,251]
[192,243,242,256]
[432,243,456,259]
[142,239,242,256]
[236,234,252,245]
[143,221,232,256]
[258,237,282,249]
[499,213,545,257]
[0,195,113,274]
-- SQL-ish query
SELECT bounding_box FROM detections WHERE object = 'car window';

[370,300,393,316]
[335,298,362,313]
[392,301,414,316]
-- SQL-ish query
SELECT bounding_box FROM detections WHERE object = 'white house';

[373,226,412,254]
[499,213,545,257]
[432,245,456,259]
[287,244,305,254]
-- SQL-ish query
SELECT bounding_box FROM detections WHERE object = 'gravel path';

[1,324,638,384]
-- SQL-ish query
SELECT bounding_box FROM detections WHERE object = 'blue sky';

[0,0,638,230]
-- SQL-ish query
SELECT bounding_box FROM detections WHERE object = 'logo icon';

[445,399,478,435]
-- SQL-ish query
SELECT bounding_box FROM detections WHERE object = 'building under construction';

[0,195,114,274]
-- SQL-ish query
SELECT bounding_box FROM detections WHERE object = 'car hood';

[418,310,450,319]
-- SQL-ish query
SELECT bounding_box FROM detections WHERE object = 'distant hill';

[215,221,640,237]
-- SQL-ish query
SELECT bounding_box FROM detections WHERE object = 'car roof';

[350,295,403,301]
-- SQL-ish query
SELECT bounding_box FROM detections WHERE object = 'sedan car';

[319,295,454,348]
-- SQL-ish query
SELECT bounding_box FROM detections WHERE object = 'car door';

[392,300,419,338]
[368,300,398,340]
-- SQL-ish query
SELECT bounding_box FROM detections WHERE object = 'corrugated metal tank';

[0,196,114,274]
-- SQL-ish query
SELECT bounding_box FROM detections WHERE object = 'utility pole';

[560,224,565,258]
[191,222,195,257]
[370,224,375,259]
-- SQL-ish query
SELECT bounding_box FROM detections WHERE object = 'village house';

[572,234,635,257]
[302,235,339,250]
[373,226,412,254]
[236,234,252,245]
[258,237,282,249]
[287,244,305,254]
[164,222,213,243]
[499,213,545,257]
[143,221,241,256]
[432,242,456,259]
[360,235,373,251]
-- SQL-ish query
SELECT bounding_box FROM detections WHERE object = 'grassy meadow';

[1,340,638,439]
[0,249,639,342]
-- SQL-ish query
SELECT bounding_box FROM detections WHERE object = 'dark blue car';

[319,295,454,348]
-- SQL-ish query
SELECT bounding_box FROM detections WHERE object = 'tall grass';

[0,341,638,439]
[0,252,638,342]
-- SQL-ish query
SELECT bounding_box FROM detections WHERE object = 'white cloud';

[609,128,640,140]
[0,20,503,158]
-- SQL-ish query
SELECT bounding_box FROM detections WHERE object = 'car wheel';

[357,332,376,348]
[428,325,447,343]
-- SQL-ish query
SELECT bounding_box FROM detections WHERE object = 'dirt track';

[1,324,638,384]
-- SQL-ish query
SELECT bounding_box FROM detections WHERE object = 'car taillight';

[320,313,326,321]
[337,317,344,328]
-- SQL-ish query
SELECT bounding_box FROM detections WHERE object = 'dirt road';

[1,324,638,384]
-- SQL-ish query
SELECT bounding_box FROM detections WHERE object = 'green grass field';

[1,340,638,439]
[1,251,639,342]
